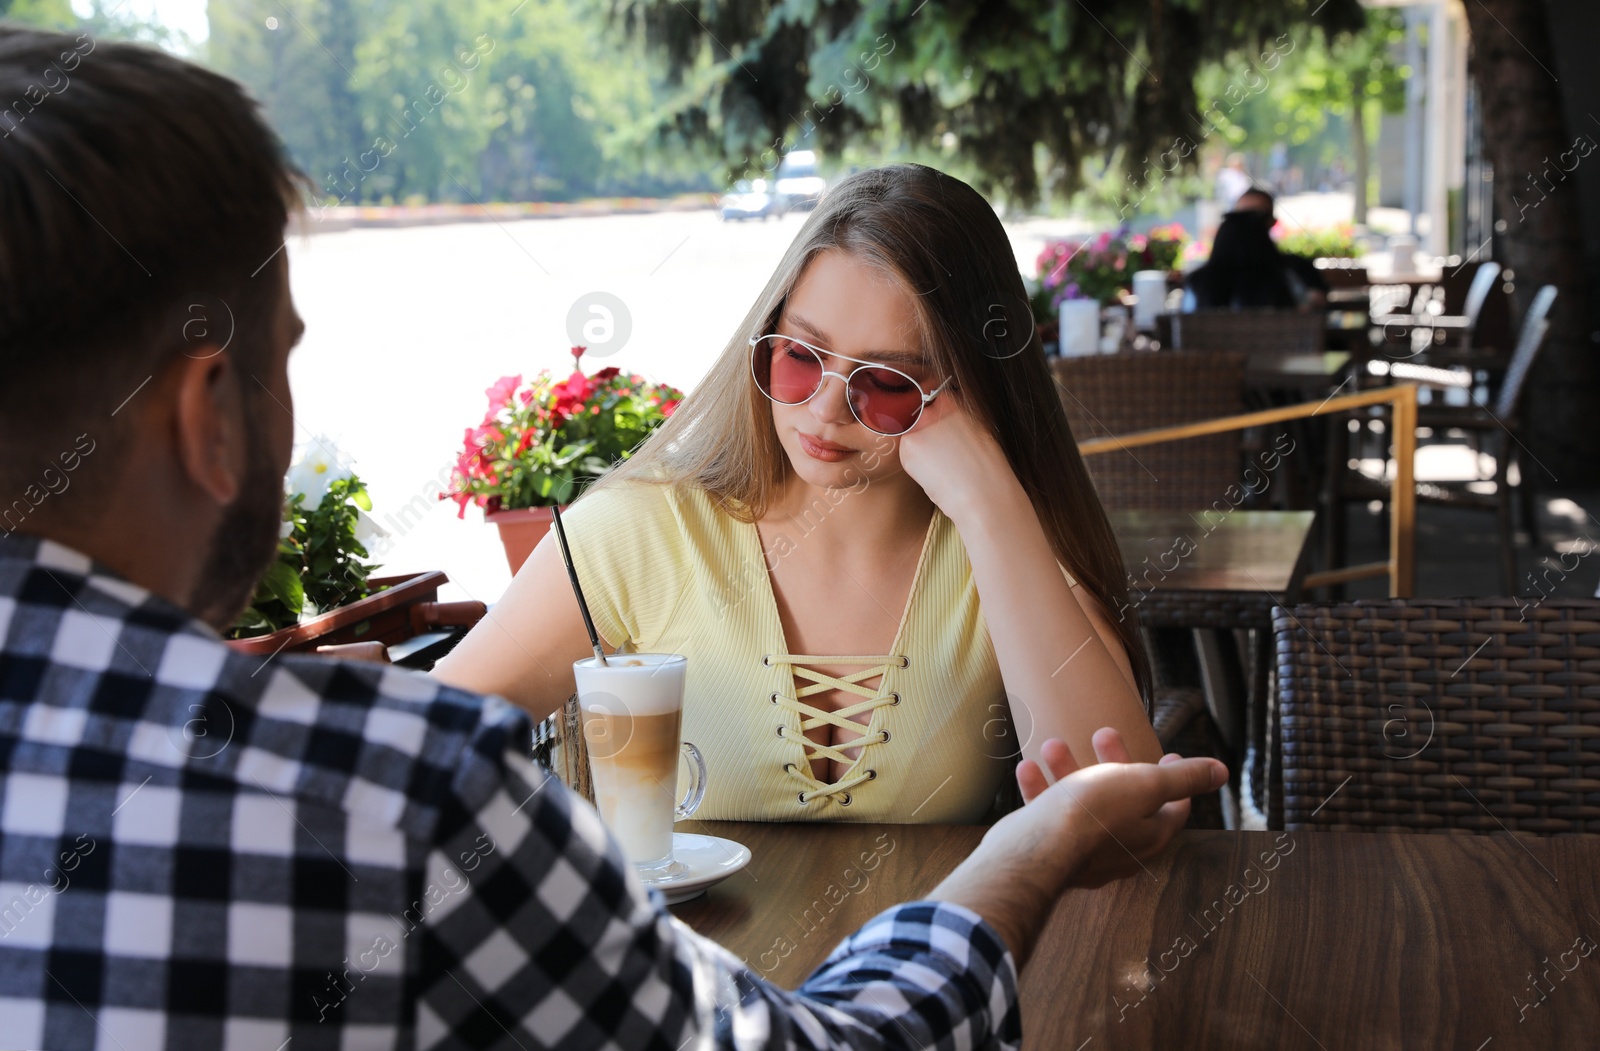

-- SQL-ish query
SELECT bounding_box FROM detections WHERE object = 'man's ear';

[170,349,244,506]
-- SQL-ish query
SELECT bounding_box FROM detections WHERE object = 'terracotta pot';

[486,505,567,574]
[226,571,484,657]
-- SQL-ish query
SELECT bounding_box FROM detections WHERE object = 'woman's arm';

[430,531,603,719]
[898,401,1163,767]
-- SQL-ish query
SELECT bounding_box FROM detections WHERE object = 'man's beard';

[191,421,285,632]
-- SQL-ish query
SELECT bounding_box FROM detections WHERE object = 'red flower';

[552,371,590,416]
[449,358,681,514]
[485,374,522,415]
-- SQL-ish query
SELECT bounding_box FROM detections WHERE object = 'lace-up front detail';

[766,652,905,804]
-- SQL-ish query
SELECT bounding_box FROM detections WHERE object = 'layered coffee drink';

[574,654,704,872]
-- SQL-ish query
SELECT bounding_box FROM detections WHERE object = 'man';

[1232,187,1330,307]
[0,29,1224,1049]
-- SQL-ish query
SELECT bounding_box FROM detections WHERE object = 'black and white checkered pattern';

[0,535,1020,1049]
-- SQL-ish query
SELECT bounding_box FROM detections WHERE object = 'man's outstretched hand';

[929,728,1227,964]
[1014,727,1223,888]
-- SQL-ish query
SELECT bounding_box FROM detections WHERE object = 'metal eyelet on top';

[897,656,910,668]
[769,691,780,704]
[839,793,853,806]
[886,692,901,706]
[797,792,809,805]
[775,725,785,738]
[784,762,797,774]
[865,769,877,780]
[762,655,774,667]
[879,730,892,743]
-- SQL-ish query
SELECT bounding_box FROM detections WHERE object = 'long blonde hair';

[597,163,1149,698]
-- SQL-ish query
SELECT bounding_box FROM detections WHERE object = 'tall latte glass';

[574,654,706,879]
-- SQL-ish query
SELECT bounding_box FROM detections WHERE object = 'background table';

[1110,509,1315,816]
[1244,350,1350,396]
[674,822,1600,1050]
[1108,509,1315,598]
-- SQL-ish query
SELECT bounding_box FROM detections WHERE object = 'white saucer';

[643,833,752,905]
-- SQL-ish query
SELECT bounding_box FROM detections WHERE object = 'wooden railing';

[1077,384,1418,597]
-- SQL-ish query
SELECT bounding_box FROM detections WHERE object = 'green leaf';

[260,560,305,616]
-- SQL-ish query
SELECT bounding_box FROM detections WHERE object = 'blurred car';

[719,179,780,221]
[775,150,826,212]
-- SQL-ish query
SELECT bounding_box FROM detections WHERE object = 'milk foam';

[575,653,690,868]
[574,654,686,716]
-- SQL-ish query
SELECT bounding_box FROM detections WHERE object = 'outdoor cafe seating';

[651,283,1597,1045]
[202,261,1595,1050]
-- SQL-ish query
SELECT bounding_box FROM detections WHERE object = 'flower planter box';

[227,570,483,657]
[486,505,567,574]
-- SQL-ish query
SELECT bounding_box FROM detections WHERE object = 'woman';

[1183,209,1311,311]
[433,164,1159,823]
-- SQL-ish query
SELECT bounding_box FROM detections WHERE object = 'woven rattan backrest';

[1273,598,1600,835]
[1493,285,1558,419]
[1052,352,1247,511]
[1172,309,1326,354]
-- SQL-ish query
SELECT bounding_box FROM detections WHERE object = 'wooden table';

[1108,510,1316,818]
[1244,351,1350,395]
[675,822,1600,1049]
[1108,509,1315,597]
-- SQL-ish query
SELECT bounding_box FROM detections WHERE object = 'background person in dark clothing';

[1184,208,1317,311]
[1233,187,1331,306]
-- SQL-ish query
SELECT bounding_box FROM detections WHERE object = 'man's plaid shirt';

[0,535,1021,1050]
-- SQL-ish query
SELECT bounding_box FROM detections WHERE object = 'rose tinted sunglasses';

[748,333,953,437]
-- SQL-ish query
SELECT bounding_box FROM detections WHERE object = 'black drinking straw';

[550,504,607,667]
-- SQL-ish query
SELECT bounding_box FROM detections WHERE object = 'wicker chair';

[1171,309,1326,355]
[1054,352,1253,826]
[1272,598,1600,834]
[1052,351,1248,511]
[1373,261,1503,356]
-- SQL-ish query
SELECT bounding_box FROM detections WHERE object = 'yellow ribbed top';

[562,482,1018,823]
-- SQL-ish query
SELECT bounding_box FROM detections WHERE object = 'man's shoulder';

[204,647,533,838]
[0,535,537,843]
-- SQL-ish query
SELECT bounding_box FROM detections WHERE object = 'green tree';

[205,0,683,204]
[1276,8,1406,224]
[1192,7,1407,224]
[206,0,366,197]
[605,0,1365,206]
[1,0,182,48]
[0,0,75,27]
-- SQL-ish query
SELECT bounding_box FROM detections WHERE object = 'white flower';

[286,437,354,509]
[353,508,389,546]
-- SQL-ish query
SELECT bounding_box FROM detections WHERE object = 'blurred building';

[1370,0,1600,284]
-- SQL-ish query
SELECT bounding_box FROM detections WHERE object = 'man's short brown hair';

[0,27,305,497]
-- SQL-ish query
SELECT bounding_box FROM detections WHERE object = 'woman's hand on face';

[895,391,1017,516]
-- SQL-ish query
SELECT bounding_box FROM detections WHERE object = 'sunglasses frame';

[747,333,953,436]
